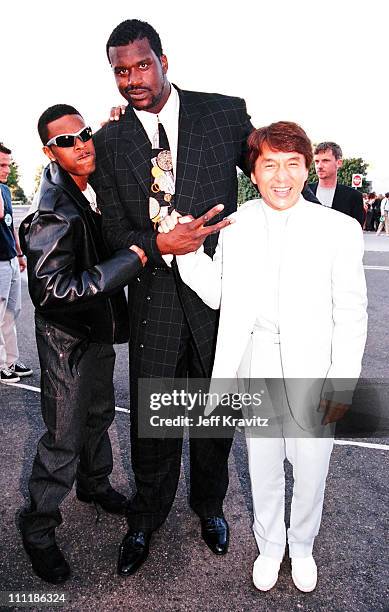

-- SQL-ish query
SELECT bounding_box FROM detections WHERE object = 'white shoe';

[291,555,317,592]
[252,555,281,591]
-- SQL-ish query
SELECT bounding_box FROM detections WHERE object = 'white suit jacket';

[177,197,368,389]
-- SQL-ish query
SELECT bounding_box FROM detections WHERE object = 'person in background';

[375,192,389,235]
[0,142,33,384]
[309,142,364,226]
[371,192,382,231]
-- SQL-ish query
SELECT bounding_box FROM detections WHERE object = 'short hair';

[37,104,81,145]
[106,19,163,63]
[314,142,343,160]
[247,121,313,172]
[0,143,11,155]
[385,192,389,198]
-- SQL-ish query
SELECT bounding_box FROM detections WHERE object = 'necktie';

[149,118,175,227]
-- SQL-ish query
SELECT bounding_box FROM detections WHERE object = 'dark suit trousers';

[127,269,232,531]
[21,317,116,548]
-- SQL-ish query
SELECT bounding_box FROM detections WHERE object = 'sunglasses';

[46,126,93,148]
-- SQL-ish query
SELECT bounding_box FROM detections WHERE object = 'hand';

[158,210,193,233]
[319,399,350,425]
[130,245,147,267]
[100,105,126,127]
[156,204,234,256]
[17,256,26,272]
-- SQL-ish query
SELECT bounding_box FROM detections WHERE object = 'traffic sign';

[352,174,363,189]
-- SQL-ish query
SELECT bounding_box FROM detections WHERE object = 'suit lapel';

[113,89,204,211]
[175,89,203,215]
[332,183,342,211]
[117,109,151,198]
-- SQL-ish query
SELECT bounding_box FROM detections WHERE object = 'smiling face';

[43,114,95,190]
[251,144,309,211]
[109,38,170,113]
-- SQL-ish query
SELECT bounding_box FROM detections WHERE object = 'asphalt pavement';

[0,229,388,612]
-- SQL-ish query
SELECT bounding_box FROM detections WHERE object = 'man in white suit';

[159,121,368,593]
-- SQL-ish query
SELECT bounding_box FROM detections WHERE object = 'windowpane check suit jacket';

[91,86,253,377]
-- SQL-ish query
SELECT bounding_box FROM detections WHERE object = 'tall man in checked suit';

[309,141,364,226]
[92,19,252,576]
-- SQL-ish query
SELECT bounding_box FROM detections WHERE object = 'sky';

[1,0,388,196]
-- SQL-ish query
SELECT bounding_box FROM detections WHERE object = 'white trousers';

[376,212,389,235]
[0,258,21,369]
[239,329,334,560]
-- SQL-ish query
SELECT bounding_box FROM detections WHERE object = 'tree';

[34,164,44,193]
[308,156,370,192]
[12,186,27,202]
[6,161,20,190]
[6,160,27,203]
[237,172,258,206]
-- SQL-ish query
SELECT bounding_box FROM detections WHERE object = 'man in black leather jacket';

[18,104,146,585]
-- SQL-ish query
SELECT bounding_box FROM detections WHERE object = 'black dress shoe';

[201,516,229,555]
[76,487,128,515]
[117,530,151,576]
[23,540,70,584]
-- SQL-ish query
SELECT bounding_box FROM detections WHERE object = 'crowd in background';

[363,192,389,234]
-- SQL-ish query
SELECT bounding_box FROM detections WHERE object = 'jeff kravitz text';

[149,415,269,427]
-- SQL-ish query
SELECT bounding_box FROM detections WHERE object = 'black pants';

[127,322,233,532]
[21,317,116,548]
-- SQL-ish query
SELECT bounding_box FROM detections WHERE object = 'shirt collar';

[133,84,179,130]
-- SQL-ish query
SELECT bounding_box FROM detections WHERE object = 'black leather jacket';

[20,163,142,344]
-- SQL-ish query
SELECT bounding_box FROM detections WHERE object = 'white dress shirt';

[254,202,295,334]
[134,86,180,266]
[133,85,180,179]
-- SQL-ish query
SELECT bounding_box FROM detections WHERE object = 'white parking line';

[4,381,388,448]
[364,265,389,271]
[2,381,130,413]
[334,440,389,450]
[3,382,41,393]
